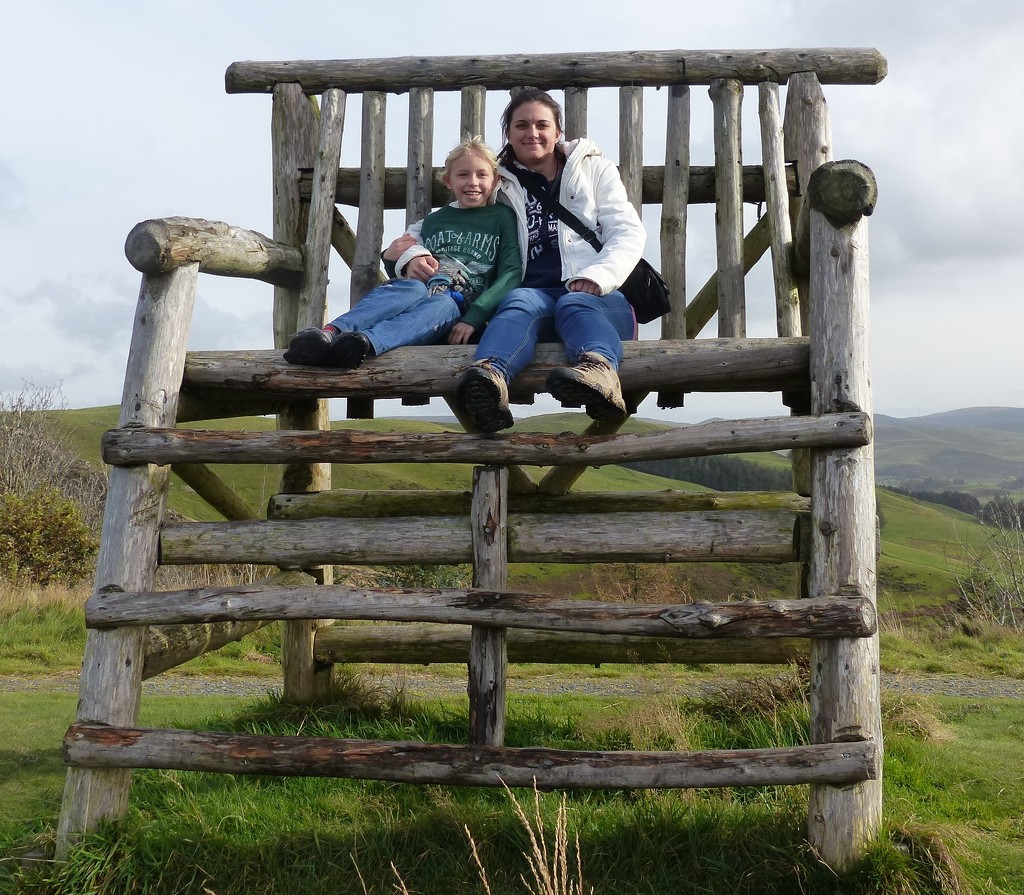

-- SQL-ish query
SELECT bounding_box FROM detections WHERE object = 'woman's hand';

[404,255,439,282]
[447,322,477,344]
[567,278,601,295]
[382,233,417,261]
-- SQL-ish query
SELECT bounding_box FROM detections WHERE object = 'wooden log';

[182,336,809,401]
[660,85,689,344]
[65,722,879,789]
[807,204,881,868]
[170,463,259,521]
[314,625,807,665]
[793,160,878,277]
[143,571,315,677]
[225,49,887,94]
[460,86,486,140]
[619,86,643,214]
[124,218,303,287]
[103,411,869,469]
[297,88,346,332]
[757,83,800,338]
[684,216,770,339]
[88,584,874,638]
[315,163,793,209]
[565,86,587,137]
[710,78,745,337]
[157,508,806,567]
[407,88,434,226]
[271,83,317,349]
[536,416,636,496]
[267,488,810,520]
[57,265,198,854]
[469,467,508,746]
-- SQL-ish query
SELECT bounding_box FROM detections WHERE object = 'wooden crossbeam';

[87,587,875,639]
[101,412,868,468]
[65,723,879,789]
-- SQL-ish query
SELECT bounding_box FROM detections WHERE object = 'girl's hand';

[404,255,439,282]
[447,322,476,344]
[383,233,418,261]
[567,278,601,295]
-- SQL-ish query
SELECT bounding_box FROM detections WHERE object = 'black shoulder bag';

[514,173,671,324]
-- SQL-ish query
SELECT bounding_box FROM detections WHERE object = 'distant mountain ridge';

[875,406,1024,434]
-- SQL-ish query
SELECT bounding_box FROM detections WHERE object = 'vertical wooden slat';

[783,72,833,497]
[565,86,588,139]
[468,466,508,746]
[349,91,387,420]
[757,82,800,338]
[460,86,486,140]
[807,202,880,871]
[618,86,643,214]
[298,89,346,331]
[271,84,318,349]
[709,78,745,337]
[657,84,690,407]
[58,266,198,854]
[408,88,434,227]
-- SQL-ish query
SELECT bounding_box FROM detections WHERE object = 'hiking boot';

[545,352,628,421]
[455,361,514,433]
[283,327,335,366]
[325,331,374,369]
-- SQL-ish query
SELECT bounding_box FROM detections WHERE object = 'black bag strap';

[512,169,605,253]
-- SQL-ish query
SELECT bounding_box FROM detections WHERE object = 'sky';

[2,0,1023,425]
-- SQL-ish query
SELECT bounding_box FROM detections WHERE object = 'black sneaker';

[455,362,514,433]
[326,331,374,369]
[283,327,335,366]
[546,352,628,421]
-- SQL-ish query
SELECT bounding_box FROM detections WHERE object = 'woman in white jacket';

[392,88,646,432]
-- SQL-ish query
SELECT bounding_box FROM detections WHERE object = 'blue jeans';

[328,279,461,355]
[473,287,635,381]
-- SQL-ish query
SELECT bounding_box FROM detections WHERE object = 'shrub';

[0,486,99,586]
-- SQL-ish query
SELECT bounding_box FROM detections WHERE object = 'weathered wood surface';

[311,163,794,209]
[793,159,877,277]
[124,218,304,287]
[660,85,689,342]
[619,86,644,213]
[88,585,874,637]
[225,49,887,94]
[157,509,805,566]
[407,87,433,226]
[460,85,486,140]
[565,86,587,137]
[181,337,810,402]
[536,416,634,496]
[351,91,387,305]
[65,723,879,789]
[268,488,810,520]
[807,205,881,869]
[314,625,806,665]
[102,412,869,468]
[469,467,508,746]
[757,83,800,338]
[58,266,198,853]
[710,78,745,337]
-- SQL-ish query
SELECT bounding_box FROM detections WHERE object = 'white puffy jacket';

[396,138,646,297]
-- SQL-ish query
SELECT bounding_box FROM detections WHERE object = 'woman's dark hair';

[497,87,564,167]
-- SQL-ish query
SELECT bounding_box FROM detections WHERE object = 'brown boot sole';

[547,376,627,422]
[456,372,514,433]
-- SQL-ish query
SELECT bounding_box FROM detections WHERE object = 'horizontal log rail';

[225,49,887,94]
[87,584,874,638]
[124,217,304,287]
[314,624,806,665]
[158,509,803,566]
[103,412,868,468]
[308,164,796,209]
[268,488,810,519]
[65,723,879,789]
[181,338,811,403]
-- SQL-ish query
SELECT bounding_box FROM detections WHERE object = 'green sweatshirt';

[418,203,522,331]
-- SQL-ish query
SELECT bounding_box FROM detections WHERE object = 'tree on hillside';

[952,499,1024,631]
